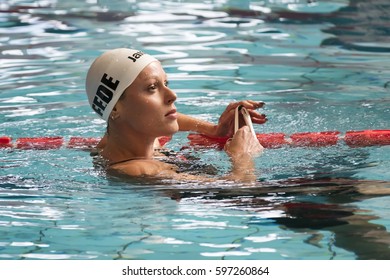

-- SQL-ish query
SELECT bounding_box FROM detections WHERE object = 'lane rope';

[187,130,390,149]
[1,130,389,150]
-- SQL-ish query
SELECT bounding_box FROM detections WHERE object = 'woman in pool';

[86,48,266,182]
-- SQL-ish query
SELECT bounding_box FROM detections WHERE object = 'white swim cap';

[85,48,158,121]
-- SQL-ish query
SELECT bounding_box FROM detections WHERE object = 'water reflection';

[162,177,390,259]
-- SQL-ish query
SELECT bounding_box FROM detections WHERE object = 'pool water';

[1,0,390,260]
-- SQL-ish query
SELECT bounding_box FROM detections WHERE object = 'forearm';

[226,154,257,183]
[177,112,217,136]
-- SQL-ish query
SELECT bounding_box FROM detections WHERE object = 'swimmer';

[86,48,266,182]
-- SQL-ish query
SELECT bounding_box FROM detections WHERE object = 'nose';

[164,86,177,105]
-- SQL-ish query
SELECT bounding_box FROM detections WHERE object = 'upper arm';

[108,160,175,177]
[107,159,215,182]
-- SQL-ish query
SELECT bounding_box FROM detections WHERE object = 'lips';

[165,109,178,118]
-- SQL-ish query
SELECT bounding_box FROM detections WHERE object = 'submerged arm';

[224,126,264,182]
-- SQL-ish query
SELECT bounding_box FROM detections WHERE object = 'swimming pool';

[0,0,389,260]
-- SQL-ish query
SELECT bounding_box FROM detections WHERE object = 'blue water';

[0,0,390,260]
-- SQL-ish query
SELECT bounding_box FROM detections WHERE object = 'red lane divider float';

[289,131,340,147]
[344,130,390,147]
[16,137,64,150]
[0,136,100,150]
[0,136,12,148]
[0,135,172,150]
[257,133,289,148]
[67,137,100,149]
[187,130,390,149]
[0,130,389,150]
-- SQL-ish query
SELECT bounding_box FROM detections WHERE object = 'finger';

[239,100,265,109]
[223,138,233,151]
[252,117,268,124]
[235,126,250,137]
[248,110,267,124]
[255,101,265,108]
[248,110,266,119]
[249,100,264,109]
[224,100,264,112]
[224,102,240,112]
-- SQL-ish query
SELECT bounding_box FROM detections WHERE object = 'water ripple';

[0,0,389,260]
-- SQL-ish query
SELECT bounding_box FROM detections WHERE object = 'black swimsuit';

[93,149,218,176]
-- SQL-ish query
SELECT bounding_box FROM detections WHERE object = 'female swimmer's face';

[114,61,179,137]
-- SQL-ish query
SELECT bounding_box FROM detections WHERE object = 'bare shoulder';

[108,159,177,177]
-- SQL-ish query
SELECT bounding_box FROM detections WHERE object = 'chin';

[168,125,179,135]
[160,123,179,136]
[170,121,179,132]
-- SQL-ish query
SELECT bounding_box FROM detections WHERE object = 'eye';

[148,83,157,91]
[164,80,169,87]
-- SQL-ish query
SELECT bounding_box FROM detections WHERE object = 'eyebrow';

[141,75,168,82]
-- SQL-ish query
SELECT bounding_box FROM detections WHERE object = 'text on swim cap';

[127,50,144,62]
[92,73,119,117]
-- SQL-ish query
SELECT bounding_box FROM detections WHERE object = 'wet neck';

[102,130,156,162]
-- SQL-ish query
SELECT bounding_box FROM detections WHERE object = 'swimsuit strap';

[108,157,139,167]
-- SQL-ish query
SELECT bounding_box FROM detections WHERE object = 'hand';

[224,126,264,160]
[215,100,267,137]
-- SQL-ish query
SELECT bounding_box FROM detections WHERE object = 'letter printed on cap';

[101,73,119,91]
